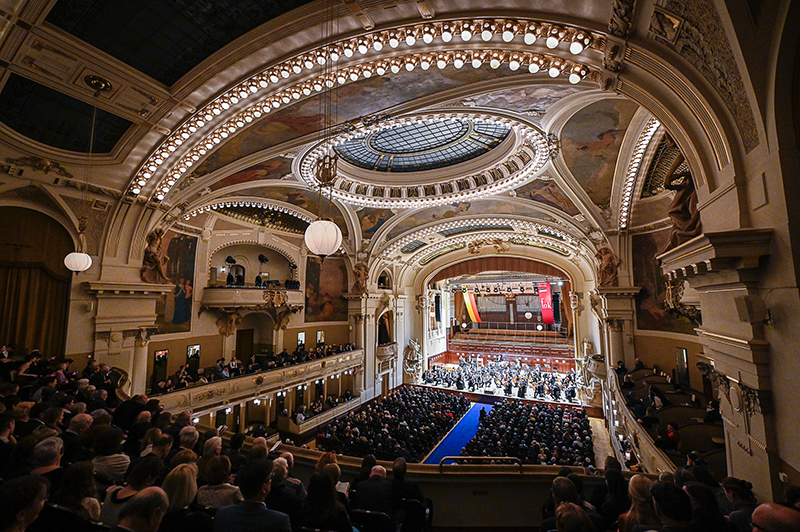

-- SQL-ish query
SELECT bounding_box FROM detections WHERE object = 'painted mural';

[238,185,349,237]
[560,98,640,207]
[467,84,589,114]
[305,256,348,322]
[195,65,518,175]
[357,207,394,238]
[209,157,293,191]
[515,179,581,216]
[632,228,697,334]
[155,230,197,334]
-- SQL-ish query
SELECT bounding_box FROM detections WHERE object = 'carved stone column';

[86,282,173,396]
[659,229,776,499]
[591,287,640,368]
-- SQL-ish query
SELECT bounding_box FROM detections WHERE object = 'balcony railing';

[199,286,304,309]
[156,349,363,414]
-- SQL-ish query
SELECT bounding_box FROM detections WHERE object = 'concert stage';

[414,381,603,418]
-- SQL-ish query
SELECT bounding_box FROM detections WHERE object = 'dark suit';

[212,501,291,532]
[355,477,392,515]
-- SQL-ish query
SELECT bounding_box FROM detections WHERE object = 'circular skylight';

[335,118,510,172]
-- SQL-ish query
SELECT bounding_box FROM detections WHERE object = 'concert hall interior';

[2,0,800,530]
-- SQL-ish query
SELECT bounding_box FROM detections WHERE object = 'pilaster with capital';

[591,286,640,369]
[659,229,778,500]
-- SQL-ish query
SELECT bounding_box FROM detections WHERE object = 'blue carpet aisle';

[423,402,493,465]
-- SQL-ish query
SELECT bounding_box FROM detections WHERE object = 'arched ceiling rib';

[430,257,568,285]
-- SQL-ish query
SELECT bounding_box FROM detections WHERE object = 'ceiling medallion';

[297,112,549,208]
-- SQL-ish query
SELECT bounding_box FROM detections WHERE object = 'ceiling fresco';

[208,156,294,192]
[513,178,581,217]
[559,98,640,207]
[463,84,590,115]
[194,65,521,175]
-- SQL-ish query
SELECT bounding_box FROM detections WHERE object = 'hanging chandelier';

[65,76,112,273]
[304,0,344,259]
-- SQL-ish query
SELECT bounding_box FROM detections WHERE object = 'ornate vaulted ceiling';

[0,0,718,281]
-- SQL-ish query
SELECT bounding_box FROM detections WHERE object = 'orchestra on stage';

[421,356,579,404]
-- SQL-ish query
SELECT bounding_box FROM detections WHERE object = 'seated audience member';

[92,426,130,483]
[349,454,377,501]
[30,436,65,492]
[315,451,337,472]
[196,455,243,509]
[265,459,302,525]
[60,413,93,464]
[115,487,169,532]
[159,463,213,532]
[621,374,636,389]
[654,427,678,452]
[600,468,630,531]
[631,481,692,532]
[223,432,247,472]
[634,358,646,371]
[688,466,732,516]
[321,463,351,511]
[99,454,164,527]
[544,476,603,532]
[213,459,291,532]
[617,475,660,532]
[197,436,223,483]
[555,501,596,532]
[355,465,393,515]
[615,361,629,377]
[296,472,352,532]
[638,407,660,429]
[749,502,800,532]
[721,477,758,532]
[703,402,722,424]
[0,411,17,469]
[643,381,673,408]
[279,452,307,501]
[50,461,101,521]
[167,426,199,464]
[672,468,696,488]
[0,475,49,532]
[682,481,736,532]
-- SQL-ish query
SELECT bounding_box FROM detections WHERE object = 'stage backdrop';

[154,230,197,334]
[305,256,348,322]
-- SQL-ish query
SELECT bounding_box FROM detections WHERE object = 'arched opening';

[0,207,74,358]
[236,312,275,366]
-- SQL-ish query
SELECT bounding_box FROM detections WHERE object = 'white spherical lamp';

[304,219,342,257]
[64,251,92,272]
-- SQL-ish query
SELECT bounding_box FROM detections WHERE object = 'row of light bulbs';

[407,231,573,266]
[145,52,579,201]
[128,16,600,199]
[183,201,311,223]
[619,118,661,229]
[383,217,574,257]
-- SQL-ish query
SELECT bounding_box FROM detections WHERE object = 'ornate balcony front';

[157,349,363,414]
[200,286,304,311]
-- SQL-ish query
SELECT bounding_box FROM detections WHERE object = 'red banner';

[538,282,554,324]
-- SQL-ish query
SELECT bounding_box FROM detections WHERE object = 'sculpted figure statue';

[141,229,170,284]
[596,247,621,287]
[352,261,369,293]
[403,339,423,380]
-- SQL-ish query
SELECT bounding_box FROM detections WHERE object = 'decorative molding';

[609,0,636,37]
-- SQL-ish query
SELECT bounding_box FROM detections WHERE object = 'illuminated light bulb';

[422,33,433,44]
[441,28,453,42]
[362,67,372,78]
[405,61,415,71]
[549,66,560,77]
[524,31,536,45]
[420,58,431,70]
[373,39,383,51]
[269,71,280,83]
[131,187,141,194]
[156,194,165,200]
[509,59,520,70]
[546,35,559,48]
[343,47,354,58]
[405,34,416,46]
[570,41,584,54]
[503,30,515,42]
[490,58,501,69]
[481,28,493,40]
[472,57,482,68]
[460,28,473,41]
[529,63,541,73]
[258,78,268,88]
[292,63,302,73]
[437,58,448,69]
[389,35,400,48]
[390,63,401,73]
[569,72,581,84]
